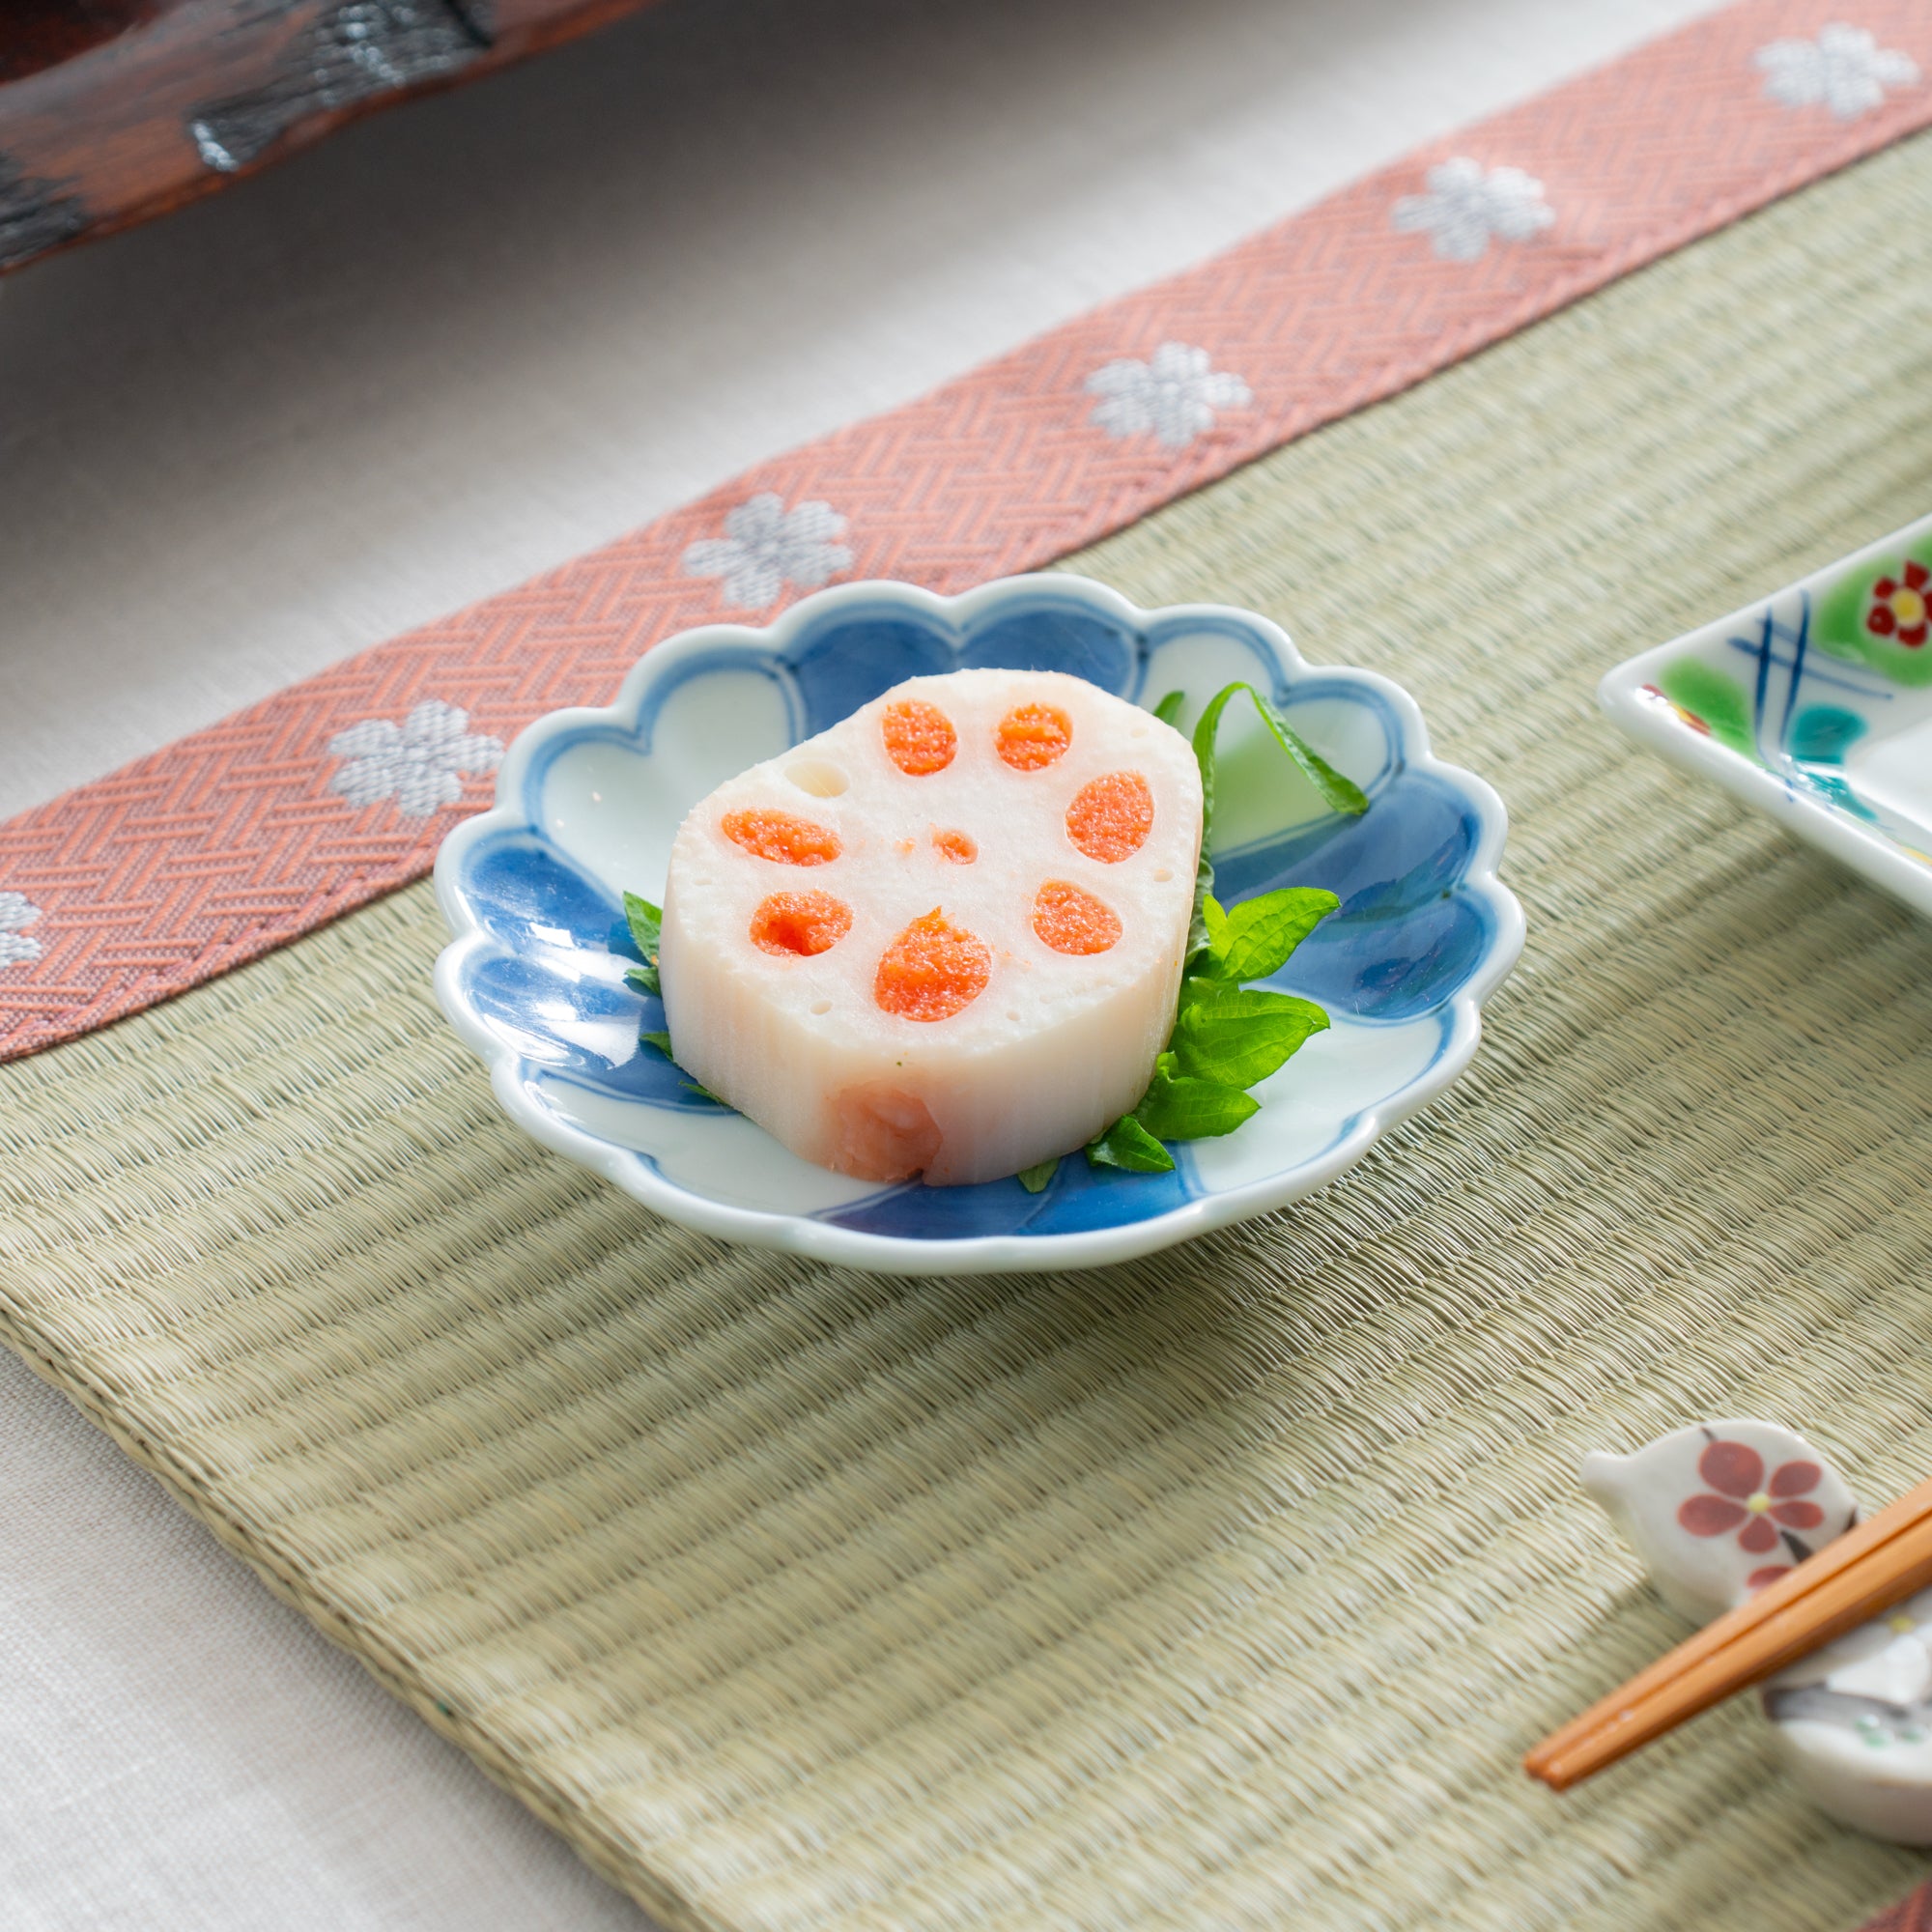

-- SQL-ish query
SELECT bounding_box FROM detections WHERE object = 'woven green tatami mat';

[8,136,1932,1932]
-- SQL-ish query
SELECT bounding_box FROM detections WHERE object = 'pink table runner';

[3,2,1929,1064]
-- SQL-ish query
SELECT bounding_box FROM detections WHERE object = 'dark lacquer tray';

[0,0,652,273]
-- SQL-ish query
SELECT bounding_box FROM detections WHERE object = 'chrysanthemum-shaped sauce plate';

[1601,512,1932,918]
[433,576,1522,1274]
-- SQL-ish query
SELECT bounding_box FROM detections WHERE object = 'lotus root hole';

[750,891,853,956]
[874,909,991,1021]
[722,809,841,866]
[882,700,957,776]
[997,702,1072,771]
[785,758,850,797]
[1065,770,1153,863]
[1032,880,1122,956]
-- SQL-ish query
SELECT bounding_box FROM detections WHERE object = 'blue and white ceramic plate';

[1601,512,1932,920]
[434,576,1523,1274]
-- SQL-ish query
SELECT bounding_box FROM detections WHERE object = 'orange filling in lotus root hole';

[996,702,1072,771]
[750,891,853,956]
[721,809,841,866]
[1032,880,1122,956]
[931,827,977,864]
[873,909,991,1021]
[1065,769,1154,863]
[882,700,957,776]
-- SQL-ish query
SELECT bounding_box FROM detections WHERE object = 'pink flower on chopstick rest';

[1678,1436,1829,1589]
[1586,1428,1932,1844]
[1583,1420,1857,1622]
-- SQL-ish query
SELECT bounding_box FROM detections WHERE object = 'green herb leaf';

[1190,681,1368,835]
[1152,689,1187,726]
[624,891,662,953]
[1016,1157,1060,1193]
[1182,846,1220,980]
[1199,893,1232,972]
[1190,686,1237,836]
[1132,1059,1260,1142]
[1247,687,1370,818]
[624,893,665,995]
[1085,1115,1176,1173]
[640,1026,723,1101]
[1216,887,1339,982]
[1173,985,1329,1088]
[1176,972,1232,1011]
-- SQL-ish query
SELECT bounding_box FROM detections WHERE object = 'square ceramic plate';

[434,575,1523,1274]
[1600,513,1932,918]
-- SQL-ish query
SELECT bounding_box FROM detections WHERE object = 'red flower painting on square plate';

[1867,560,1932,646]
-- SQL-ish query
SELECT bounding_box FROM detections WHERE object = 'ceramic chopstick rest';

[1762,1583,1932,1842]
[1582,1419,1932,1843]
[1582,1420,1858,1621]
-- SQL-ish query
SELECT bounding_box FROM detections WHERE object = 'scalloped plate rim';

[434,573,1525,1276]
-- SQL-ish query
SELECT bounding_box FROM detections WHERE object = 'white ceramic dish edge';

[1598,515,1932,921]
[434,575,1525,1275]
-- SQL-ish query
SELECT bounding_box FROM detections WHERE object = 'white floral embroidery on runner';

[327,700,505,818]
[1084,343,1252,450]
[1756,23,1918,120]
[1391,157,1555,263]
[0,891,43,968]
[683,495,853,610]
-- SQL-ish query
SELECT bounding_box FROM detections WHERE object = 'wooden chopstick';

[1526,1470,1932,1791]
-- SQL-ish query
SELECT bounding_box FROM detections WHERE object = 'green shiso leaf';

[1200,891,1231,961]
[1173,985,1330,1088]
[1086,679,1362,1175]
[632,899,725,1105]
[1181,848,1218,980]
[624,892,665,996]
[624,892,662,954]
[641,1025,722,1103]
[1190,681,1369,824]
[1016,1157,1060,1194]
[1086,1115,1176,1173]
[1210,887,1340,983]
[1133,1057,1259,1141]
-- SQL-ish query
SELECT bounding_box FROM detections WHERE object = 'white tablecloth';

[0,1,1715,1922]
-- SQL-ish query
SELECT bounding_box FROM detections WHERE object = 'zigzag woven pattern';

[3,0,1929,1060]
